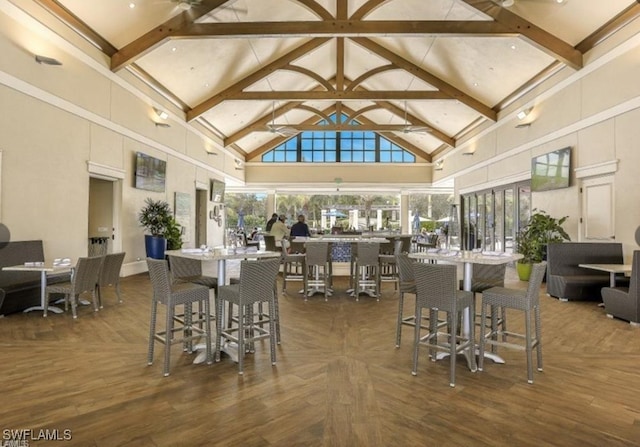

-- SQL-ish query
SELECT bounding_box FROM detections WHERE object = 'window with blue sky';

[262,113,416,163]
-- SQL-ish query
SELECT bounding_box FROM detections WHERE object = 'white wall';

[450,37,640,262]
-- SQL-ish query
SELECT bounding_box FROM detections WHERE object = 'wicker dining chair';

[96,252,125,307]
[216,257,281,374]
[45,256,103,318]
[478,262,547,384]
[412,262,475,387]
[147,258,212,377]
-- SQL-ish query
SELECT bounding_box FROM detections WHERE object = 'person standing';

[290,214,311,237]
[270,214,290,246]
[265,213,278,232]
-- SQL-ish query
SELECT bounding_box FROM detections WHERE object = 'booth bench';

[0,240,69,315]
[546,242,628,301]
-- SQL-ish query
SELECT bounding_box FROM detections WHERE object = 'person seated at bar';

[290,214,311,238]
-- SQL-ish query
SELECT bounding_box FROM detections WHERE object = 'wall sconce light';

[234,159,244,171]
[155,122,170,128]
[462,151,474,156]
[434,160,444,171]
[35,55,62,66]
[153,107,169,120]
[517,107,534,120]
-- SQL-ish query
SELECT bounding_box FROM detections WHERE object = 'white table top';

[296,236,390,243]
[3,263,72,273]
[166,248,281,261]
[578,263,632,274]
[409,250,523,265]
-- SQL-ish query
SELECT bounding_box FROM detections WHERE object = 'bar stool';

[216,257,281,374]
[353,242,380,301]
[280,239,307,295]
[304,242,331,301]
[478,262,547,384]
[412,262,475,387]
[146,258,212,376]
[379,239,403,291]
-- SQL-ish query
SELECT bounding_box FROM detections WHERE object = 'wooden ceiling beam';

[291,0,333,20]
[110,0,232,71]
[34,0,117,56]
[351,37,497,121]
[373,100,455,147]
[351,0,391,20]
[187,38,331,121]
[224,101,303,147]
[179,20,514,38]
[462,0,583,70]
[224,91,450,101]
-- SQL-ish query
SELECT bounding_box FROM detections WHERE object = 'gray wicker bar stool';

[353,242,380,301]
[304,242,331,301]
[412,262,475,387]
[281,238,307,295]
[216,257,281,374]
[466,263,508,351]
[146,258,212,377]
[395,253,427,347]
[478,262,547,384]
[379,239,403,291]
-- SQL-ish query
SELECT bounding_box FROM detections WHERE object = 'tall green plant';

[138,198,172,237]
[516,210,570,263]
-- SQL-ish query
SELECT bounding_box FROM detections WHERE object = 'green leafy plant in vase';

[138,198,174,259]
[516,209,570,280]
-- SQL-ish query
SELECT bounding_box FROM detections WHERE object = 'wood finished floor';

[1,266,640,446]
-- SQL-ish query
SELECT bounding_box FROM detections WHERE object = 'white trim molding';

[574,160,619,179]
[87,161,126,180]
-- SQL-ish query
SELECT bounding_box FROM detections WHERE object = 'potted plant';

[138,198,172,259]
[516,210,570,280]
[164,215,183,251]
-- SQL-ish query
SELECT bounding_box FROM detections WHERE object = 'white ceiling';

[37,0,640,161]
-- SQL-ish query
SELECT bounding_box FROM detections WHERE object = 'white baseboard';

[122,260,148,277]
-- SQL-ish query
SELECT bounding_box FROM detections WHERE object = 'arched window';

[262,113,416,163]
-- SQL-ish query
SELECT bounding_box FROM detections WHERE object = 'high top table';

[166,247,281,287]
[165,247,281,364]
[408,250,523,370]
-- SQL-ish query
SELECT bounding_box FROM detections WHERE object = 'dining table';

[165,246,281,364]
[2,261,73,316]
[578,263,632,287]
[408,249,523,370]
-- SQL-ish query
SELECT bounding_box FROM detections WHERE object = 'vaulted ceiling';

[34,0,640,163]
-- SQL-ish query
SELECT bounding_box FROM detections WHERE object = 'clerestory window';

[262,113,416,163]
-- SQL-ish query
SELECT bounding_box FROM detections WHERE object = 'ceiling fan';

[498,0,568,7]
[401,101,431,134]
[266,103,298,137]
[171,0,202,10]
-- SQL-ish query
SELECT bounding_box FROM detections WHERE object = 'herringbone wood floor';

[1,266,640,446]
